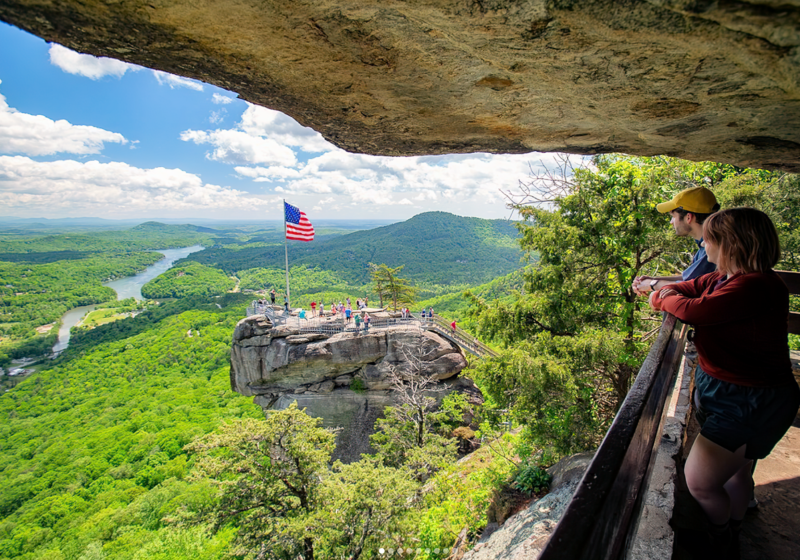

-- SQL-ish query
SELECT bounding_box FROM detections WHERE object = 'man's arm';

[632,275,683,296]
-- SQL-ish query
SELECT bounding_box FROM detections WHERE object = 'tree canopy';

[369,263,417,311]
[470,155,800,456]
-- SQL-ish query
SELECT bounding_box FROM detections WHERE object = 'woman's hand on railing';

[649,287,678,311]
[648,290,662,311]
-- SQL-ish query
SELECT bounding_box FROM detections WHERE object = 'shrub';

[512,463,551,495]
[349,377,366,393]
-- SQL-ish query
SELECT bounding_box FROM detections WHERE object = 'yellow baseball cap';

[656,186,718,214]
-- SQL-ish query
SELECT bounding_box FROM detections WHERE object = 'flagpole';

[283,199,290,310]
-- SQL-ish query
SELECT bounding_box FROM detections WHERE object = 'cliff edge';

[230,315,476,461]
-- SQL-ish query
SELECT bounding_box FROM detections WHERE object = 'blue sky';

[0,21,567,221]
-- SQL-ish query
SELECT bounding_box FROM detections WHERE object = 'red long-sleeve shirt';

[653,271,793,387]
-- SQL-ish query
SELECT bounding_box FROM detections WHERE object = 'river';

[52,245,204,354]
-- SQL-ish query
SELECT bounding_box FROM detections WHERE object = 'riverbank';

[50,245,204,356]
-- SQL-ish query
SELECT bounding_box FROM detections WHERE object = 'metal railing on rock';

[246,302,286,325]
[245,301,498,359]
[420,313,499,358]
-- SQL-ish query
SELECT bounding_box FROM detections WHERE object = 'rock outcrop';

[231,316,473,461]
[461,451,595,560]
[2,1,799,170]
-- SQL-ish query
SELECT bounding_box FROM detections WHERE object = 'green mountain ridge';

[186,212,522,285]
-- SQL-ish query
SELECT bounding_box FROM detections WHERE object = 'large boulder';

[1,1,799,170]
[231,317,472,461]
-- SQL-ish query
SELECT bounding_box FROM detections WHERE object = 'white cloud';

[152,70,204,91]
[0,156,280,217]
[49,44,138,79]
[212,93,234,104]
[233,149,574,214]
[180,98,581,218]
[181,129,297,166]
[0,83,127,156]
[414,190,438,201]
[234,165,302,180]
[209,109,227,124]
[238,104,334,153]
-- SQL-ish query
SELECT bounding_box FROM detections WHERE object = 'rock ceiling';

[1,1,799,170]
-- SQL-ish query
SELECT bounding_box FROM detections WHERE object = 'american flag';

[284,202,315,242]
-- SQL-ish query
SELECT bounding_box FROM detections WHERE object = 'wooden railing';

[538,269,800,560]
[538,314,687,560]
[777,270,800,335]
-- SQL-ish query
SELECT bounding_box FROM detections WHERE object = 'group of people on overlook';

[256,289,464,339]
[632,186,799,559]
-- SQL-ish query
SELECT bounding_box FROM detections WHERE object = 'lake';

[52,245,204,354]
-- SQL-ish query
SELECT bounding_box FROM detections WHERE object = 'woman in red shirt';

[650,208,799,555]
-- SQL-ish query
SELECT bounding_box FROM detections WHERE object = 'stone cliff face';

[2,1,799,170]
[230,316,474,461]
[461,452,595,560]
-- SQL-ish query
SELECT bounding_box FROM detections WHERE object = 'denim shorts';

[694,366,800,460]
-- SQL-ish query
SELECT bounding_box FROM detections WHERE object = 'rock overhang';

[2,0,799,170]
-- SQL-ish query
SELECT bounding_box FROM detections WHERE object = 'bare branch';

[503,153,589,210]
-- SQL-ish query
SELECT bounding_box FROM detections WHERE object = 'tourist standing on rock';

[298,308,306,320]
[331,303,336,316]
[345,307,352,323]
[283,294,289,312]
[354,312,362,332]
[450,320,457,335]
[633,185,720,295]
[649,208,799,558]
[346,296,351,308]
[270,289,276,305]
[310,301,317,317]
[364,312,370,332]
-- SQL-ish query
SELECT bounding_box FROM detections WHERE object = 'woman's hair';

[702,207,781,274]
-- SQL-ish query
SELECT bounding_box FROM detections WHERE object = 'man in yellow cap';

[632,185,720,295]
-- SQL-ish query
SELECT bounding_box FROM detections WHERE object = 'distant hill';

[185,212,523,285]
[129,221,205,233]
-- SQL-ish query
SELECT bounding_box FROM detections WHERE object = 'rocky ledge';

[230,315,476,461]
[462,452,595,560]
[2,1,799,170]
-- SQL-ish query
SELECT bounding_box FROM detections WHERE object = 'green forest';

[183,212,522,285]
[140,263,236,299]
[0,225,213,364]
[1,155,799,559]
